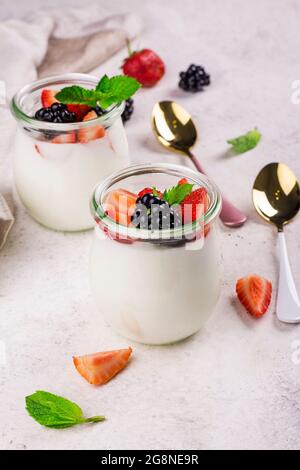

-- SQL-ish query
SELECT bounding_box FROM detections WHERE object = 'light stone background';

[1,0,300,451]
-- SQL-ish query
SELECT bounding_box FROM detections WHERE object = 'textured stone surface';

[1,0,300,450]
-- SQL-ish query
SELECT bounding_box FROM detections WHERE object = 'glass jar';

[90,163,222,345]
[10,73,129,231]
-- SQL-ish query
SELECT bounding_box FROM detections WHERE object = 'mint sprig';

[227,128,261,154]
[163,183,194,205]
[26,391,105,429]
[56,74,141,109]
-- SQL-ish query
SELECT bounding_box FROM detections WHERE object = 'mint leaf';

[152,187,159,197]
[227,128,261,154]
[26,391,105,429]
[96,74,111,93]
[56,86,100,108]
[109,75,140,100]
[56,74,140,110]
[163,183,194,205]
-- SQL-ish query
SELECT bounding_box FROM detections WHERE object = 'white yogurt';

[13,118,129,231]
[90,227,221,345]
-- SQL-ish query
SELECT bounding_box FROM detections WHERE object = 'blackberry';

[35,103,77,123]
[121,98,134,123]
[94,105,107,117]
[131,192,182,230]
[179,64,210,92]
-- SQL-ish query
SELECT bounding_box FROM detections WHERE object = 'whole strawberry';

[122,42,165,87]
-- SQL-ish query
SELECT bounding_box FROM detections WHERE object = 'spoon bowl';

[152,100,247,227]
[152,101,197,152]
[252,162,300,324]
[253,162,300,230]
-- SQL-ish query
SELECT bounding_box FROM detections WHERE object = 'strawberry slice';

[41,89,58,108]
[236,275,272,318]
[78,111,105,143]
[83,110,98,121]
[138,187,163,198]
[67,104,91,121]
[103,189,137,226]
[73,347,132,385]
[178,178,188,185]
[51,132,76,144]
[180,187,208,223]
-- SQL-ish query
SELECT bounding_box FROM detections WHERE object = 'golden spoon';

[253,162,300,323]
[152,101,247,227]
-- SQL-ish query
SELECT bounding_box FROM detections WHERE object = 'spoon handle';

[276,231,300,323]
[186,151,247,227]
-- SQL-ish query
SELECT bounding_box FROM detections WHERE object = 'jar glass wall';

[89,163,222,345]
[10,73,129,231]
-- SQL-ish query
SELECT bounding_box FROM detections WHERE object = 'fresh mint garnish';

[227,128,261,154]
[56,74,140,109]
[163,183,194,205]
[152,186,159,197]
[26,391,105,429]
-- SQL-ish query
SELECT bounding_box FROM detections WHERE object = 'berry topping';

[51,132,76,144]
[35,102,77,123]
[121,98,134,123]
[178,178,188,185]
[77,111,106,143]
[73,347,132,386]
[41,89,57,108]
[66,104,91,121]
[236,275,272,318]
[103,189,138,226]
[180,187,208,223]
[131,191,182,230]
[94,105,107,117]
[122,44,165,87]
[179,64,210,93]
[138,187,163,198]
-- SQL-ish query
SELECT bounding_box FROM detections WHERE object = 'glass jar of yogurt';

[90,163,222,345]
[10,73,129,231]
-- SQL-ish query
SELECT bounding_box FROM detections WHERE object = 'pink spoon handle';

[186,151,247,227]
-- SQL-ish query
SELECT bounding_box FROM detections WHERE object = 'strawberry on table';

[73,347,132,385]
[236,275,272,318]
[122,42,165,87]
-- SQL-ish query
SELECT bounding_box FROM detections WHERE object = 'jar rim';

[90,163,222,241]
[10,73,124,131]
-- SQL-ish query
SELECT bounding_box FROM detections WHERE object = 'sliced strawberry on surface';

[67,104,91,121]
[180,187,208,223]
[41,89,58,108]
[236,275,272,318]
[122,46,165,87]
[73,347,132,385]
[137,187,163,198]
[103,189,137,226]
[51,132,76,144]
